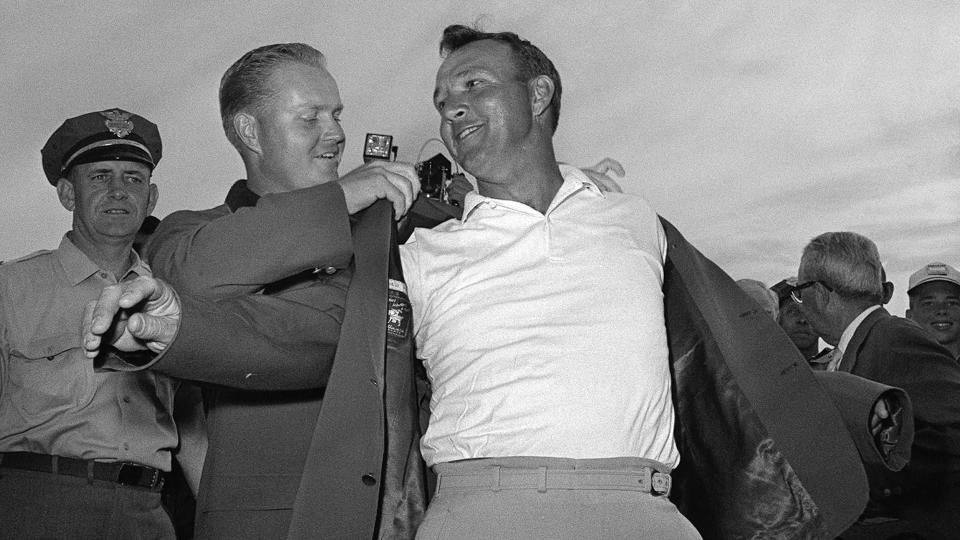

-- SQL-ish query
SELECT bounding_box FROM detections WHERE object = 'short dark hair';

[439,24,562,133]
[219,43,326,151]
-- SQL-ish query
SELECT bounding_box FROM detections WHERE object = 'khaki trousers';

[416,456,702,540]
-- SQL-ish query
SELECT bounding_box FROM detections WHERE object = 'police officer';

[0,108,184,539]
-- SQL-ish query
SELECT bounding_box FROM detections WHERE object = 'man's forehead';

[912,280,960,298]
[268,62,342,108]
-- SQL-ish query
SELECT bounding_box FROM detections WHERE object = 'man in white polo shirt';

[401,24,698,538]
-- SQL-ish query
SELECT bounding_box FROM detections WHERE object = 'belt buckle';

[651,471,671,496]
[117,463,160,490]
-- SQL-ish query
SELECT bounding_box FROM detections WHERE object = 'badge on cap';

[926,263,948,276]
[101,109,134,138]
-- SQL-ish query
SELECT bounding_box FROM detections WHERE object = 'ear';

[528,75,555,120]
[146,182,159,216]
[56,178,76,212]
[233,112,262,154]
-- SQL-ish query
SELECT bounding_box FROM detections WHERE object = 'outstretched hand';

[82,276,182,359]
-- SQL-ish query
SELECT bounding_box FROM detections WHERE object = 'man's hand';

[445,174,473,208]
[338,161,421,219]
[581,157,625,193]
[82,276,182,358]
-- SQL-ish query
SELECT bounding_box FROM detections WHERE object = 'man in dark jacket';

[796,231,960,538]
[84,43,426,539]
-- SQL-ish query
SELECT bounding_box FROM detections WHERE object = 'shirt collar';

[836,304,882,359]
[56,235,150,285]
[461,164,605,222]
[225,179,260,211]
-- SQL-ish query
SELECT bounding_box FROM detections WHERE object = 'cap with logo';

[907,262,960,294]
[41,108,162,186]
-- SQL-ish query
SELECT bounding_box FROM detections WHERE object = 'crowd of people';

[1,23,959,540]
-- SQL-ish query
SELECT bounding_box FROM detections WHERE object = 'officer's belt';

[0,451,165,491]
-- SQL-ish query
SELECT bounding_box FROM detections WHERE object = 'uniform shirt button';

[122,443,130,451]
[99,272,108,279]
[369,378,378,386]
[361,473,377,486]
[122,396,131,404]
[324,266,337,275]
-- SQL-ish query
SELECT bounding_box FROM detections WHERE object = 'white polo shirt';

[400,165,678,468]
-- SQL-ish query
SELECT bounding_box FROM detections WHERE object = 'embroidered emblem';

[387,279,410,340]
[100,109,134,138]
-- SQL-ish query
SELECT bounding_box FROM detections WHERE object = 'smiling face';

[907,280,960,351]
[57,160,157,245]
[433,39,537,183]
[252,62,345,193]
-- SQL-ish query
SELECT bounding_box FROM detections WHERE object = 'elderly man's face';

[255,62,345,193]
[57,160,157,244]
[907,281,960,348]
[433,39,535,181]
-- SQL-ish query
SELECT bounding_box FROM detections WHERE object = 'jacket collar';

[839,306,890,373]
[225,179,260,211]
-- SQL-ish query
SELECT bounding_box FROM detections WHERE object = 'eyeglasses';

[790,280,834,304]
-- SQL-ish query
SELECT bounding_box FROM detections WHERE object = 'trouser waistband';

[434,456,672,497]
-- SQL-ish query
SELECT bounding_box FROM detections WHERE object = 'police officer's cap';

[41,108,162,186]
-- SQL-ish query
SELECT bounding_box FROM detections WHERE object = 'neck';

[242,157,271,196]
[67,231,135,279]
[476,145,564,214]
[828,302,879,346]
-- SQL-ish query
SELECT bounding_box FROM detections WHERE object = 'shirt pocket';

[8,333,95,418]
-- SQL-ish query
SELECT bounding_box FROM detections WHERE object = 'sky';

[1,1,957,317]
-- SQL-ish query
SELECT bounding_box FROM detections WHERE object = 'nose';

[443,101,467,122]
[320,118,344,143]
[107,175,128,198]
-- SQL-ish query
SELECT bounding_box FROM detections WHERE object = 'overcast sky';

[1,1,957,316]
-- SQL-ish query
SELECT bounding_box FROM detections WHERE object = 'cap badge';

[100,109,134,138]
[926,264,948,276]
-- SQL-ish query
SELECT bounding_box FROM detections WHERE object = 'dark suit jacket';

[838,308,960,533]
[140,183,425,538]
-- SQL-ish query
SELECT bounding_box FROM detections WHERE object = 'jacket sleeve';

[100,280,345,390]
[114,181,355,389]
[143,181,353,299]
[813,371,913,472]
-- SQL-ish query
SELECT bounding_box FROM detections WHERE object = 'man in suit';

[795,231,960,538]
[84,43,425,538]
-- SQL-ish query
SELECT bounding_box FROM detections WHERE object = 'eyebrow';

[434,68,482,102]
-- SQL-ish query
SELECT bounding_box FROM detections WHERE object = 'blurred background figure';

[736,278,778,318]
[771,277,828,367]
[906,262,960,361]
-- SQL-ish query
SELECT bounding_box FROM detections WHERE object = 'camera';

[364,133,456,202]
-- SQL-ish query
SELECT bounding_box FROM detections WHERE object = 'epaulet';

[4,249,52,265]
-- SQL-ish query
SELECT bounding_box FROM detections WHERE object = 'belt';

[436,465,672,497]
[0,452,166,491]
